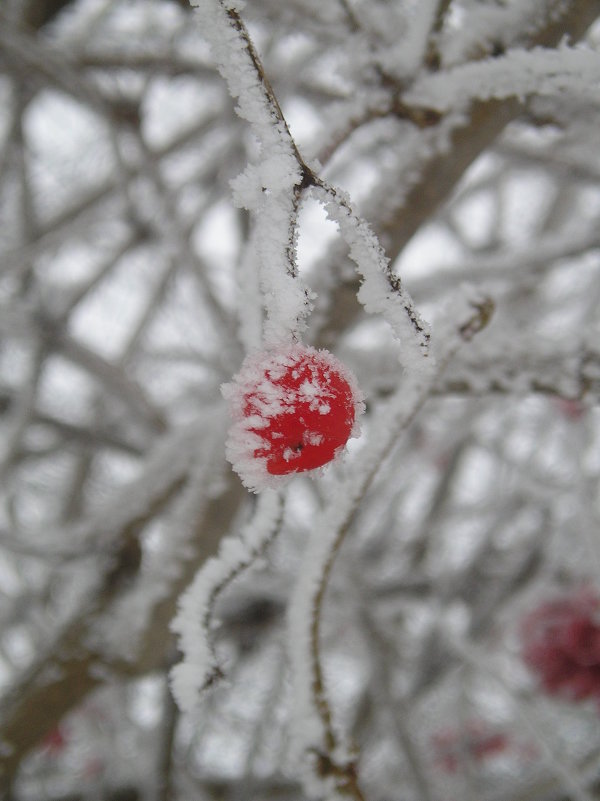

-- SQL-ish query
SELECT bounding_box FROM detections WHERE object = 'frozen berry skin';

[222,345,364,491]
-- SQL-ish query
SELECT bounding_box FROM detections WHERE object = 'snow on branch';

[373,0,440,79]
[405,44,600,112]
[170,488,283,710]
[286,289,493,798]
[190,2,435,360]
[312,181,431,372]
[190,0,313,346]
[436,0,564,66]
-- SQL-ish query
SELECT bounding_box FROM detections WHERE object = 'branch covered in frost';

[191,0,314,345]
[286,291,493,798]
[405,44,600,112]
[313,181,431,371]
[170,488,283,709]
[372,0,440,80]
[191,2,435,356]
[436,0,586,66]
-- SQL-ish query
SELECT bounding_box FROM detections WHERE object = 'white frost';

[191,0,312,345]
[313,183,432,374]
[405,44,600,112]
[170,489,281,711]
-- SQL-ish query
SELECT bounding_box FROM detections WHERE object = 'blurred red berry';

[223,345,363,491]
[555,398,587,421]
[520,587,600,705]
[432,721,509,773]
[41,725,67,756]
[83,756,105,779]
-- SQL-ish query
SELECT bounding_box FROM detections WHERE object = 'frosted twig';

[406,44,600,113]
[435,0,583,66]
[312,180,431,369]
[191,0,315,345]
[156,682,178,801]
[315,92,440,168]
[287,292,493,797]
[219,6,308,173]
[170,489,283,709]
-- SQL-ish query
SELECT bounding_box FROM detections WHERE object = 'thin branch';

[0,341,46,483]
[56,331,167,434]
[128,131,237,352]
[170,489,284,704]
[288,294,494,798]
[197,1,318,343]
[313,179,431,359]
[57,232,145,320]
[0,114,223,278]
[157,681,179,801]
[354,596,435,801]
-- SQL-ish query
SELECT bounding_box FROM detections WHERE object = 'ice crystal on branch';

[405,44,600,112]
[191,0,312,345]
[170,489,282,709]
[314,182,432,372]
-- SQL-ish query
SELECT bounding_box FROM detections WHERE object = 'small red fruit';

[41,725,68,757]
[520,587,600,706]
[223,345,363,491]
[431,721,509,774]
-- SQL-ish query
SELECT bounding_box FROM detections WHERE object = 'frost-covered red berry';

[222,345,364,491]
[520,587,600,707]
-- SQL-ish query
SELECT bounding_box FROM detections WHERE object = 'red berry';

[520,587,600,706]
[223,345,363,491]
[431,721,509,774]
[41,725,68,756]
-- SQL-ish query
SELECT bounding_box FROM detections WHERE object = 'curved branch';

[288,292,494,798]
